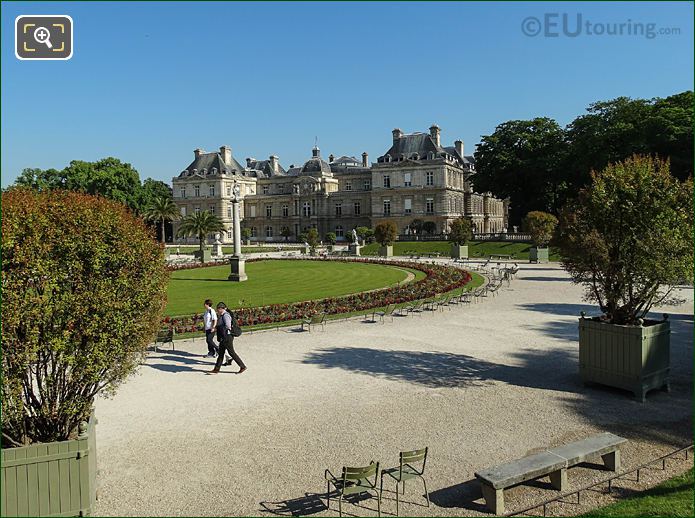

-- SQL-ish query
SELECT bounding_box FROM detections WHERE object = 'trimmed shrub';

[374,221,398,247]
[1,189,169,446]
[523,211,558,247]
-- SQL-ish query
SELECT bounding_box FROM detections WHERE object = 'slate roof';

[246,159,287,177]
[378,132,469,168]
[179,151,246,177]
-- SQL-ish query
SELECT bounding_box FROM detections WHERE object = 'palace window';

[404,173,412,187]
[426,198,434,214]
[303,202,311,217]
[266,205,272,218]
[227,230,233,240]
[335,202,342,216]
[383,175,391,188]
[226,185,232,196]
[282,204,289,217]
[227,205,232,219]
[426,172,434,186]
[354,201,361,215]
[335,225,344,237]
[180,206,186,217]
[404,198,412,214]
[364,179,371,190]
[251,227,257,237]
[263,185,269,195]
[194,206,201,214]
[266,226,273,238]
[209,205,215,215]
[249,205,256,218]
[194,185,200,197]
[383,200,391,216]
[179,187,187,198]
[209,185,215,196]
[345,181,352,191]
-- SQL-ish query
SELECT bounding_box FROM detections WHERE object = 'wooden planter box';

[579,317,670,402]
[529,247,549,263]
[450,244,469,259]
[1,412,97,517]
[379,245,393,257]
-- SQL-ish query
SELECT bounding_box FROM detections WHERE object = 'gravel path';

[93,263,693,516]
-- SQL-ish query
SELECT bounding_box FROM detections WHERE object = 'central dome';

[300,146,332,174]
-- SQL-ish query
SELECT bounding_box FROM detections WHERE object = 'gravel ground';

[93,262,693,517]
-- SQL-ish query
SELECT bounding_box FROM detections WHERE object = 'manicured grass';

[360,241,561,261]
[173,245,303,255]
[582,468,693,517]
[171,269,485,338]
[166,259,424,316]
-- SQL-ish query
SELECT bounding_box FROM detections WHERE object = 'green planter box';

[193,248,212,262]
[379,245,393,257]
[579,317,670,402]
[450,244,469,259]
[529,247,549,263]
[1,412,97,517]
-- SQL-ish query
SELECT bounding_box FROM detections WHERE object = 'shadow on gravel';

[259,490,379,517]
[428,479,487,511]
[145,353,217,373]
[300,347,579,391]
[521,276,573,282]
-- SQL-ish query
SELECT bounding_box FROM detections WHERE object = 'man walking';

[203,299,218,357]
[208,302,247,375]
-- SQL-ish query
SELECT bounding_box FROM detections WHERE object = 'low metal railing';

[507,443,693,517]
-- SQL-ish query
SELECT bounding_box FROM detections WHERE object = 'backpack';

[227,309,243,337]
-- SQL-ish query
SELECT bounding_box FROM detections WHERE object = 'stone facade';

[172,127,507,244]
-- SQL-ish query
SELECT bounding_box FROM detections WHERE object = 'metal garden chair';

[325,461,381,517]
[380,448,430,516]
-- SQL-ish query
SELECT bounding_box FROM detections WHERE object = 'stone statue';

[352,228,359,244]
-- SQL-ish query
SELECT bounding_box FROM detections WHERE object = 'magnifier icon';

[33,26,53,49]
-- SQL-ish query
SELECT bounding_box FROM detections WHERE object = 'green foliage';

[305,228,320,253]
[409,219,425,233]
[1,188,168,446]
[176,211,225,262]
[143,196,180,243]
[136,179,173,215]
[324,232,337,251]
[356,226,375,244]
[474,117,568,223]
[474,92,694,224]
[557,155,693,325]
[15,167,66,191]
[448,217,473,245]
[360,240,560,260]
[522,211,558,247]
[374,221,398,246]
[241,227,253,241]
[280,226,292,241]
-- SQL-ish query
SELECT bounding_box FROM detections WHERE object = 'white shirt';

[203,307,217,331]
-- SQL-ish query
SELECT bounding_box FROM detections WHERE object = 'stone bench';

[474,432,627,514]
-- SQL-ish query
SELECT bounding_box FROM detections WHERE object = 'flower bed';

[163,257,472,332]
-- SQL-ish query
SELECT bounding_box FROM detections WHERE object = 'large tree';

[2,188,168,446]
[474,117,568,224]
[176,211,225,261]
[143,196,181,243]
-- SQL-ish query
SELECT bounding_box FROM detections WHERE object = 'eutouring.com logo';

[521,13,681,39]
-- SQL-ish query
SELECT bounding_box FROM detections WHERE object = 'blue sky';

[2,1,693,186]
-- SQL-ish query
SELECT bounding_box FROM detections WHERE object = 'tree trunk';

[160,219,165,244]
[199,235,204,263]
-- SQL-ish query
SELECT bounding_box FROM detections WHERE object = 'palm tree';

[143,196,181,243]
[176,211,225,261]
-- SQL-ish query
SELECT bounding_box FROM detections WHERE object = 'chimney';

[269,155,279,174]
[455,139,464,158]
[328,154,334,163]
[246,157,253,167]
[194,148,205,159]
[429,124,441,147]
[362,152,368,167]
[392,128,403,143]
[219,145,232,165]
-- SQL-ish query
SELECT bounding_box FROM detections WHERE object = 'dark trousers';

[205,330,218,355]
[214,336,246,370]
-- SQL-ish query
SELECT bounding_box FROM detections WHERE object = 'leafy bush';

[557,155,693,325]
[448,217,473,245]
[523,211,558,247]
[1,189,169,446]
[356,226,374,244]
[324,232,337,251]
[374,221,398,246]
[306,228,320,253]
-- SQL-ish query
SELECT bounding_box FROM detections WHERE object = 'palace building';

[172,126,508,244]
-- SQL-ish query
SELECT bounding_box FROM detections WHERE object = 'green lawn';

[166,259,424,316]
[360,240,561,261]
[582,468,693,517]
[172,245,302,255]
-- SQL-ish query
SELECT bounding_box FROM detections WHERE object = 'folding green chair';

[380,448,429,516]
[325,461,381,517]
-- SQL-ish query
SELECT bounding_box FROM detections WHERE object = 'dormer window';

[385,154,392,163]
